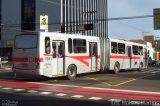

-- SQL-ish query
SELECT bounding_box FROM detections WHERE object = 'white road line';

[89,97,102,100]
[151,71,159,74]
[56,93,67,97]
[13,89,25,92]
[27,90,38,93]
[40,92,52,95]
[28,82,160,95]
[71,95,84,98]
[1,87,12,90]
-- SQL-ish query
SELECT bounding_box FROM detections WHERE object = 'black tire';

[138,63,143,71]
[114,62,120,74]
[67,65,77,80]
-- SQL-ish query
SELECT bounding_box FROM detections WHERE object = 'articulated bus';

[13,32,148,79]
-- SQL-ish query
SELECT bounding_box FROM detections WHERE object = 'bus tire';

[114,62,120,74]
[138,63,143,71]
[67,65,77,80]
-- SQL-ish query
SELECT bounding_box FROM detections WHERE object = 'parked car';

[0,57,9,62]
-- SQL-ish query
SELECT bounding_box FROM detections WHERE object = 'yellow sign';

[6,40,14,47]
[40,15,48,31]
[154,8,160,30]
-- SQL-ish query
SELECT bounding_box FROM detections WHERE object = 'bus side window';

[111,42,117,54]
[68,38,72,53]
[133,45,138,55]
[138,46,143,55]
[73,39,86,54]
[58,42,64,58]
[118,43,125,54]
[45,37,51,54]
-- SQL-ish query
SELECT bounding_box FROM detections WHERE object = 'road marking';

[27,90,38,93]
[151,71,159,74]
[13,89,25,92]
[28,81,160,95]
[56,93,67,97]
[84,76,113,86]
[1,87,12,90]
[112,78,137,87]
[71,95,84,98]
[85,76,137,87]
[40,92,52,95]
[89,97,102,100]
[138,74,156,79]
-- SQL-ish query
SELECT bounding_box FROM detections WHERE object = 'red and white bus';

[12,32,148,79]
[106,38,148,74]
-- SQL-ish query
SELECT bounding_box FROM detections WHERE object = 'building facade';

[0,0,108,58]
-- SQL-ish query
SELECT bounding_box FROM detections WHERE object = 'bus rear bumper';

[12,68,40,76]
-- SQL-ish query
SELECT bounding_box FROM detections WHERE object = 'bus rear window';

[15,35,37,49]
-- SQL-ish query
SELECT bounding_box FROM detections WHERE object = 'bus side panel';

[38,33,44,76]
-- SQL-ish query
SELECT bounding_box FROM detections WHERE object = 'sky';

[108,0,160,40]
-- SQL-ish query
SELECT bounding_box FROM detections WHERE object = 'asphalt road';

[0,66,160,106]
[0,91,111,106]
[1,66,159,92]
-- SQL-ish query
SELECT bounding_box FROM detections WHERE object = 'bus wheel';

[138,63,143,71]
[114,62,120,74]
[67,65,77,80]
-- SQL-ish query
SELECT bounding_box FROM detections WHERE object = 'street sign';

[154,8,160,30]
[40,15,48,31]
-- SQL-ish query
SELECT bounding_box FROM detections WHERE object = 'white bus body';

[13,32,148,79]
[107,39,148,73]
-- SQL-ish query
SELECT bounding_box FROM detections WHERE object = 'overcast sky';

[108,0,160,40]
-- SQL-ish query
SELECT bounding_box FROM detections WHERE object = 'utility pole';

[106,0,109,38]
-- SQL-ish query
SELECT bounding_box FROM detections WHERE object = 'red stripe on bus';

[13,55,100,67]
[43,54,52,56]
[66,56,101,67]
[66,56,91,67]
[110,55,141,60]
[13,57,44,62]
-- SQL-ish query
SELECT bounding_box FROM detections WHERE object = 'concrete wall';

[36,0,61,32]
[1,0,21,40]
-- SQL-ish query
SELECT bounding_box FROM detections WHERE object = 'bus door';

[52,41,65,76]
[89,43,97,71]
[127,46,132,68]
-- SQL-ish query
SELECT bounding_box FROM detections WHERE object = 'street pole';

[106,0,109,38]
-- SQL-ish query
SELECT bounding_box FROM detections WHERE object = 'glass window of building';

[22,0,35,31]
[0,0,1,40]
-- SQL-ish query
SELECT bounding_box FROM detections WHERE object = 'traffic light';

[84,24,94,30]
